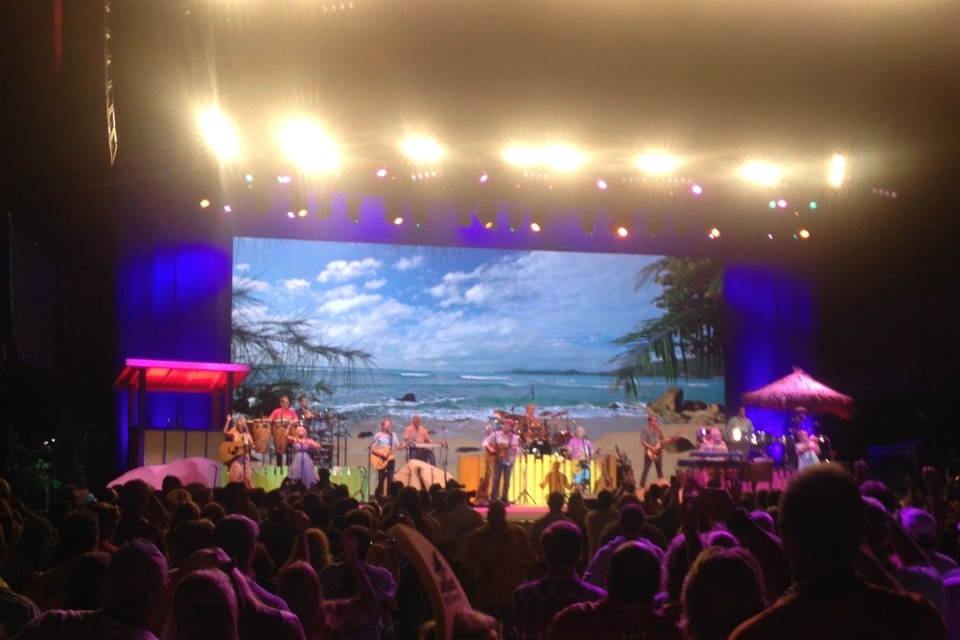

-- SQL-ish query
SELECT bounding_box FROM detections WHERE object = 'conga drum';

[273,421,291,456]
[251,419,270,453]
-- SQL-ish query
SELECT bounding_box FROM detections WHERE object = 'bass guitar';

[370,447,395,471]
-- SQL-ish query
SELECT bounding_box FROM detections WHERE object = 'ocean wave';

[460,375,511,381]
[400,372,431,377]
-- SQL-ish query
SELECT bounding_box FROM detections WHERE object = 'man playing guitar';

[565,426,595,491]
[482,418,521,505]
[639,414,666,488]
[370,418,400,497]
[223,414,253,488]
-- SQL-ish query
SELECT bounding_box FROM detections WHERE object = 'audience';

[5,452,960,640]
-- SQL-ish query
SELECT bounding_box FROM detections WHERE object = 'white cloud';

[233,275,270,293]
[235,263,250,272]
[394,255,424,271]
[364,278,387,290]
[319,293,382,314]
[316,258,382,283]
[281,278,310,291]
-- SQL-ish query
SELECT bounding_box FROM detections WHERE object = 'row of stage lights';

[198,109,851,190]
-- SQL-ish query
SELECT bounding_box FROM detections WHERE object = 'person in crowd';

[0,525,40,639]
[215,514,291,613]
[527,493,573,567]
[462,501,537,635]
[513,521,606,640]
[369,420,400,498]
[440,489,483,573]
[171,568,239,640]
[682,546,766,640]
[584,503,664,589]
[17,538,169,640]
[728,465,945,640]
[482,419,521,506]
[287,426,322,490]
[899,505,958,575]
[584,490,618,560]
[22,509,99,611]
[223,414,254,488]
[639,415,666,488]
[543,541,682,640]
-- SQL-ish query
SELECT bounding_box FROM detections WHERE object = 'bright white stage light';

[540,144,586,172]
[278,119,340,174]
[740,161,782,186]
[503,146,539,167]
[635,152,679,176]
[402,137,444,164]
[829,154,847,187]
[198,109,240,161]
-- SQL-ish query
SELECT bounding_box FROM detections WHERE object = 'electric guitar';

[646,427,685,461]
[220,440,246,464]
[370,446,395,471]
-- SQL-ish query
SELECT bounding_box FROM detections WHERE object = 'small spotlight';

[768,200,777,209]
[708,228,720,239]
[777,199,788,209]
[244,174,254,182]
[287,211,296,218]
[809,201,817,210]
[297,209,307,218]
[768,233,774,239]
[615,226,629,238]
[197,108,240,160]
[402,137,444,163]
[798,229,811,239]
[597,179,608,190]
[530,222,542,233]
[200,199,211,208]
[277,175,293,184]
[393,215,404,225]
[691,184,703,196]
[635,152,679,176]
[540,144,586,172]
[479,172,489,183]
[223,205,232,213]
[376,168,388,178]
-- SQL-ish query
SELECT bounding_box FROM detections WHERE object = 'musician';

[724,407,755,450]
[287,425,322,489]
[295,395,317,432]
[639,414,666,488]
[268,395,299,466]
[700,428,728,453]
[483,418,521,506]
[795,429,821,470]
[223,414,253,488]
[403,414,435,465]
[370,419,400,497]
[566,426,594,490]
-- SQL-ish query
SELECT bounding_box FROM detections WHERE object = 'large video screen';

[232,238,724,443]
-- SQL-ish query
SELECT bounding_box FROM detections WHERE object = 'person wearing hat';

[483,418,521,506]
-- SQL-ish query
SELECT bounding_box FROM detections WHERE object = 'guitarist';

[639,414,666,488]
[566,426,595,491]
[223,414,253,488]
[369,418,400,497]
[482,418,521,506]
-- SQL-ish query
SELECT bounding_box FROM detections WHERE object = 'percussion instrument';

[272,420,292,454]
[251,418,271,453]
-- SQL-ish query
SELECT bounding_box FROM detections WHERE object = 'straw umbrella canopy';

[740,368,856,420]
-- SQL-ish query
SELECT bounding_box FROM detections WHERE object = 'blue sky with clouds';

[233,238,665,373]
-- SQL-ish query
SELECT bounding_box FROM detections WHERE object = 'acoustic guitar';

[370,447,395,471]
[220,440,246,464]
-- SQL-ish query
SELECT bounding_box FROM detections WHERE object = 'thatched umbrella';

[740,368,856,420]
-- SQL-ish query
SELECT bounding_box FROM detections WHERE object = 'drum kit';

[490,409,577,460]
[247,409,343,467]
